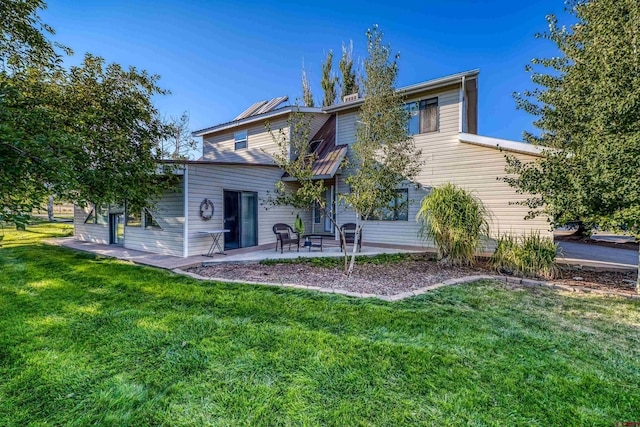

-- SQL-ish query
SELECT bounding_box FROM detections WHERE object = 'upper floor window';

[406,97,438,135]
[234,130,248,150]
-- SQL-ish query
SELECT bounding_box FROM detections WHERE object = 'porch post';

[183,164,189,258]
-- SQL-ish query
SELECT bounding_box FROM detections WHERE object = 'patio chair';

[273,223,300,253]
[340,223,362,252]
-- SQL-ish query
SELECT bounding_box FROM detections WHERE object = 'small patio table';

[198,229,230,256]
[302,234,324,252]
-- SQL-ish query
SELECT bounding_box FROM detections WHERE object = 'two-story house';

[74,69,550,257]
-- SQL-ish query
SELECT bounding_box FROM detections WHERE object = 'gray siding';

[336,111,358,146]
[334,86,550,248]
[74,205,109,244]
[186,164,312,256]
[202,113,329,164]
[309,114,330,140]
[123,182,185,257]
[202,118,288,163]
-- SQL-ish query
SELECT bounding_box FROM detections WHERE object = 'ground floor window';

[144,208,162,230]
[366,189,409,221]
[83,204,108,225]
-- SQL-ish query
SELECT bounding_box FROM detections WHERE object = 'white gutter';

[183,164,189,257]
[459,132,544,157]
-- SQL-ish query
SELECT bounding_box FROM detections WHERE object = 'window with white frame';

[234,130,248,150]
[405,97,438,135]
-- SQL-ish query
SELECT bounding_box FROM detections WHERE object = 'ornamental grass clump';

[491,232,559,279]
[417,183,490,266]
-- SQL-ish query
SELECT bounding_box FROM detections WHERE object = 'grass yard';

[1,223,639,426]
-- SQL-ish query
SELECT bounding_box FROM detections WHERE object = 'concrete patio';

[46,237,422,270]
[201,242,422,266]
[47,236,637,273]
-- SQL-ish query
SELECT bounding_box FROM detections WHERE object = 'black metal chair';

[273,223,300,253]
[340,223,362,252]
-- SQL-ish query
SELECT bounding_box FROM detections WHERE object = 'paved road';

[557,241,637,270]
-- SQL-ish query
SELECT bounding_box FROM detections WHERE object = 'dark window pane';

[396,189,409,221]
[144,208,162,229]
[84,206,96,224]
[126,209,141,227]
[419,98,438,133]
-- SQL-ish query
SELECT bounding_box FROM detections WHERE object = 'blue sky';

[41,0,567,148]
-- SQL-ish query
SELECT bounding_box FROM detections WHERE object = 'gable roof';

[192,105,323,137]
[282,115,347,181]
[323,69,480,113]
[193,69,480,138]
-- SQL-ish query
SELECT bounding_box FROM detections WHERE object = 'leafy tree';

[265,106,351,271]
[0,0,70,71]
[339,40,358,100]
[505,0,640,291]
[301,62,314,107]
[161,111,199,160]
[0,1,177,227]
[60,54,178,212]
[320,50,337,106]
[342,25,422,274]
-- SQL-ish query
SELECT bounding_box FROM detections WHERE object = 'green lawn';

[1,223,639,426]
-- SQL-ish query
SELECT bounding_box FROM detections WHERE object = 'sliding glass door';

[223,190,257,250]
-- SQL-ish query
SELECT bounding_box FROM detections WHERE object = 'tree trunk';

[347,219,361,276]
[47,195,55,221]
[571,221,590,240]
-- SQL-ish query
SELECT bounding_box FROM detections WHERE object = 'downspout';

[459,76,466,133]
[183,164,189,257]
[334,176,339,240]
[334,113,340,240]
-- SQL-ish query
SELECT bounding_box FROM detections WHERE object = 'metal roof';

[282,115,348,181]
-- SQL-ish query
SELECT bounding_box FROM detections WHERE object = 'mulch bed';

[189,254,638,297]
[555,268,638,296]
[189,255,491,296]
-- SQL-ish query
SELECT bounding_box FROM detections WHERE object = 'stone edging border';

[172,269,640,301]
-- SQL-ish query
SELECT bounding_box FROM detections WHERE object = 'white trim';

[183,164,189,257]
[459,132,544,156]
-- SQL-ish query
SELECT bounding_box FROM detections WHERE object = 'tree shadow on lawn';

[1,244,639,425]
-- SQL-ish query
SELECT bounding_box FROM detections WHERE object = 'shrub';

[416,183,490,266]
[491,233,559,279]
